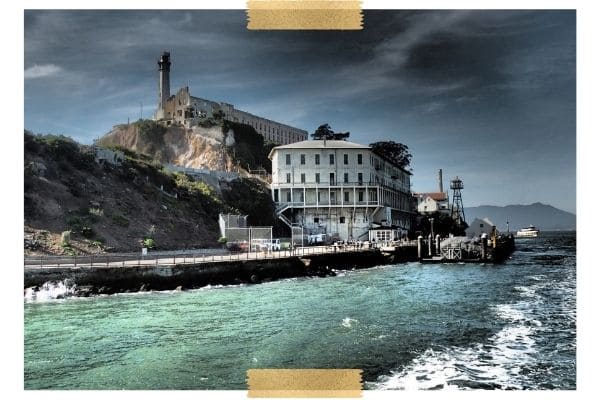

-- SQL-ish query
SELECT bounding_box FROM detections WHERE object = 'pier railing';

[24,242,416,269]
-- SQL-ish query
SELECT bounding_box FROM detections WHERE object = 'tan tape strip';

[247,369,362,397]
[247,1,363,30]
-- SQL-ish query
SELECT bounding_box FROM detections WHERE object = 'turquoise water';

[24,232,576,389]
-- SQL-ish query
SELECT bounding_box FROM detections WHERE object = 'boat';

[516,225,540,238]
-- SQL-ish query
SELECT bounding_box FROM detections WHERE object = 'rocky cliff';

[98,121,237,170]
[24,131,277,255]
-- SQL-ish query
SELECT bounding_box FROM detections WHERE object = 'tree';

[311,124,351,141]
[311,124,334,140]
[369,141,412,169]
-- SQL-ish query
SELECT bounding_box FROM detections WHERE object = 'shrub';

[81,226,95,238]
[143,238,156,249]
[110,213,130,227]
[61,231,71,246]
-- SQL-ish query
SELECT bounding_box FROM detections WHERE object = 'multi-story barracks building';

[269,139,413,241]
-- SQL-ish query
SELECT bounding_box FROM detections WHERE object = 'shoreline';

[24,247,418,297]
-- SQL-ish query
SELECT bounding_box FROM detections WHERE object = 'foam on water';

[371,280,544,390]
[24,280,76,302]
[341,317,358,328]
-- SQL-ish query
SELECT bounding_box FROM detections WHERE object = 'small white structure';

[368,227,402,243]
[218,214,247,238]
[414,192,449,214]
[465,217,496,238]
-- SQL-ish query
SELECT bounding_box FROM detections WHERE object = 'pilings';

[481,233,488,261]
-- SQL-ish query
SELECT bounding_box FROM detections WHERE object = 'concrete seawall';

[24,248,418,296]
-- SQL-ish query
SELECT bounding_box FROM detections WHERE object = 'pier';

[24,235,515,297]
[418,234,515,263]
[24,243,418,296]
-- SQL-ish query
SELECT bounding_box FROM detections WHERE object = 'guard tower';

[158,51,171,111]
[450,176,466,225]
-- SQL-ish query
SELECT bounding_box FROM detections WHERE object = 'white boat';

[516,225,540,238]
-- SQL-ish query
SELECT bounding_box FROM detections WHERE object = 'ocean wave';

[24,280,76,302]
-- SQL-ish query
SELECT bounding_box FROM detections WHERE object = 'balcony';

[275,200,380,208]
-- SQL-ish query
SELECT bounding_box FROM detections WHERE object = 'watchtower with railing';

[450,177,466,225]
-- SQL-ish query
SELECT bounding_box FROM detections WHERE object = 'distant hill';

[464,203,576,231]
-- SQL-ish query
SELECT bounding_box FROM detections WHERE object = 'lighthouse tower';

[155,51,171,119]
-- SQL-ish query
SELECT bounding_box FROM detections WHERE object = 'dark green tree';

[369,141,412,169]
[311,124,334,140]
[311,124,350,140]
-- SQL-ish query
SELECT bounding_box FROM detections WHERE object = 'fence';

[24,243,383,269]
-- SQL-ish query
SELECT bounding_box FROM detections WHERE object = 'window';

[315,154,320,165]
[344,192,350,202]
[358,154,363,165]
[358,173,363,184]
[300,154,306,165]
[315,173,320,184]
[339,217,346,223]
[358,191,364,202]
[286,173,291,183]
[301,173,305,183]
[286,191,291,202]
[314,217,319,223]
[274,190,279,202]
[329,173,335,185]
[343,154,348,165]
[344,173,349,183]
[285,154,291,165]
[329,154,335,164]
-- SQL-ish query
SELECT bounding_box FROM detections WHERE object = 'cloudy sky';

[24,10,576,213]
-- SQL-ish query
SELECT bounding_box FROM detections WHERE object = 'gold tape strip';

[247,369,362,397]
[247,1,363,30]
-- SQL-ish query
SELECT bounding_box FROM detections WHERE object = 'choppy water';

[24,231,576,390]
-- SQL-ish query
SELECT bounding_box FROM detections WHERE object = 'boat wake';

[369,280,545,390]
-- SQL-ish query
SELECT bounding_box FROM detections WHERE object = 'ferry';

[516,225,540,238]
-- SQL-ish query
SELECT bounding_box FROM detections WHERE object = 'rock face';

[99,123,237,171]
[24,131,278,256]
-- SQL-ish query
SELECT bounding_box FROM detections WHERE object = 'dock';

[24,235,515,297]
[418,234,515,263]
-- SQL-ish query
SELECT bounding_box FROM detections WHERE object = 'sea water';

[24,231,576,390]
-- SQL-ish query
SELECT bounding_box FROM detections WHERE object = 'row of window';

[285,153,363,166]
[277,190,368,203]
[285,172,364,184]
[239,118,306,143]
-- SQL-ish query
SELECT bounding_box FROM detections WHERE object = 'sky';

[23,10,576,213]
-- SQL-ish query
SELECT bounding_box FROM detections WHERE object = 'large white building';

[153,52,308,145]
[269,140,413,241]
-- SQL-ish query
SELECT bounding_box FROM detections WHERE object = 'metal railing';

[23,244,387,270]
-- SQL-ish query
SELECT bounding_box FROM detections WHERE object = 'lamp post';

[429,217,435,237]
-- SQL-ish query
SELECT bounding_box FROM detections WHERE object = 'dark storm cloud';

[24,10,576,212]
